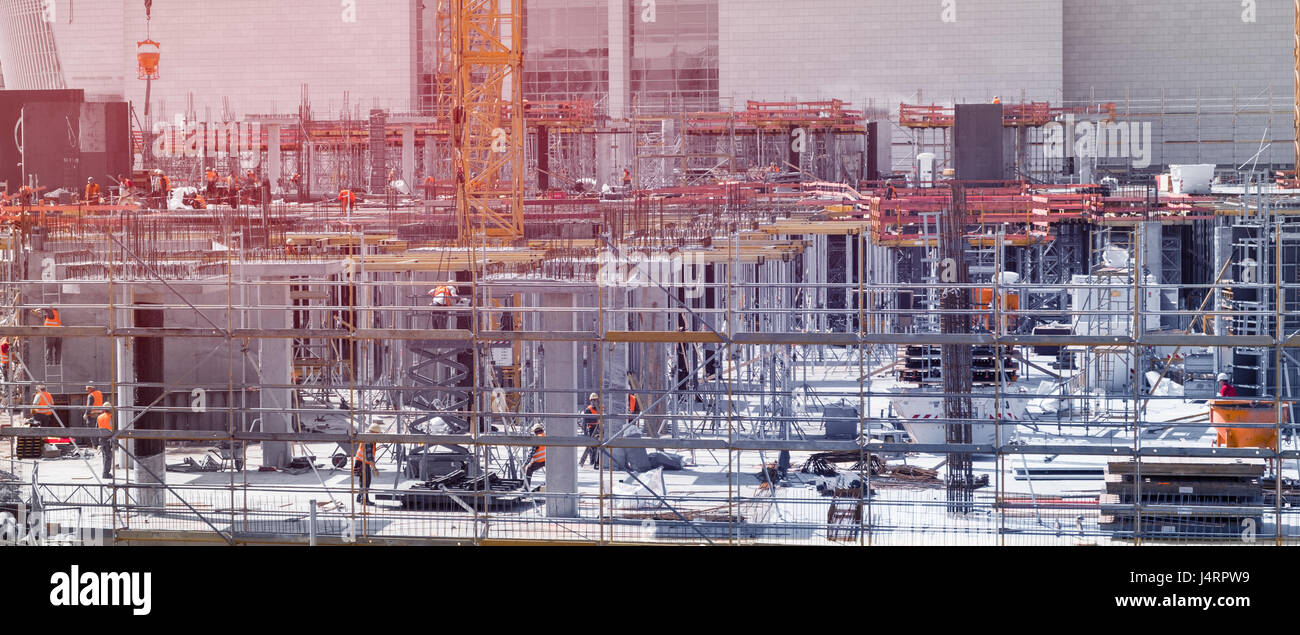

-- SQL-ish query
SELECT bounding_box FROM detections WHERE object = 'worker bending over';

[353,422,383,505]
[526,426,546,479]
[32,384,55,428]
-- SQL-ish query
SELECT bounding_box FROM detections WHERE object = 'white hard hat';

[1217,373,1230,382]
[588,393,599,401]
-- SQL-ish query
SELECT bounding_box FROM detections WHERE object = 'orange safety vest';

[87,390,103,407]
[530,433,546,464]
[429,285,455,305]
[0,337,9,365]
[34,391,54,415]
[338,190,356,204]
[96,411,113,431]
[353,441,374,466]
[43,309,61,327]
[206,170,217,183]
[628,394,640,413]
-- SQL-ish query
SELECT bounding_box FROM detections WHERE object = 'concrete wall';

[1063,0,1295,167]
[718,0,1064,109]
[49,0,417,118]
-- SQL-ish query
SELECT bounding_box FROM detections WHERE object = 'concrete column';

[113,296,133,473]
[542,292,577,517]
[422,140,435,183]
[402,124,416,191]
[267,124,281,194]
[605,0,631,187]
[607,1,630,121]
[259,279,292,468]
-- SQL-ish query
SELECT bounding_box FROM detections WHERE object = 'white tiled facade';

[47,0,416,119]
[18,0,1297,168]
[718,0,1065,110]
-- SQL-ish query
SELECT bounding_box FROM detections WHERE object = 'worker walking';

[32,384,55,428]
[1217,373,1237,397]
[525,425,546,479]
[84,384,104,427]
[33,307,61,366]
[338,189,357,215]
[622,168,632,188]
[96,403,114,479]
[578,393,602,468]
[353,422,382,505]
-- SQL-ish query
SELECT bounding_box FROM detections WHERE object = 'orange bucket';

[1209,399,1282,449]
[137,40,160,80]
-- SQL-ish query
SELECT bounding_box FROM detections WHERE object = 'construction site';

[0,0,1299,546]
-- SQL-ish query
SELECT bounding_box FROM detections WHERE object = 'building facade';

[1,0,1292,172]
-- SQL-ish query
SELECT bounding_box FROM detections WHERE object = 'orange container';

[1209,399,1282,449]
[973,287,1019,330]
[137,40,161,80]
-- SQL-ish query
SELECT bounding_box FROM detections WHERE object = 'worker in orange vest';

[32,384,55,428]
[96,402,114,478]
[84,177,102,205]
[622,168,632,188]
[205,168,218,196]
[338,189,357,214]
[427,279,459,329]
[578,393,601,468]
[525,425,546,479]
[422,175,437,199]
[0,336,10,383]
[353,422,382,505]
[33,307,61,366]
[84,384,104,427]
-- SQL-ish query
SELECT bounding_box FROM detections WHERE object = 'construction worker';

[622,168,632,188]
[84,384,104,427]
[84,177,102,205]
[992,95,1002,105]
[338,188,357,214]
[422,174,437,199]
[33,307,61,366]
[32,384,55,428]
[525,425,546,479]
[578,393,601,468]
[428,278,459,329]
[205,168,218,196]
[148,169,166,207]
[353,422,382,505]
[1218,373,1237,397]
[628,391,641,417]
[117,173,133,201]
[96,402,114,478]
[0,336,10,384]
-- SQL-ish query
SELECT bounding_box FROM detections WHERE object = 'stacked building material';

[1100,461,1265,539]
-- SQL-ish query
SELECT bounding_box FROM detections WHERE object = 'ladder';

[40,284,62,392]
